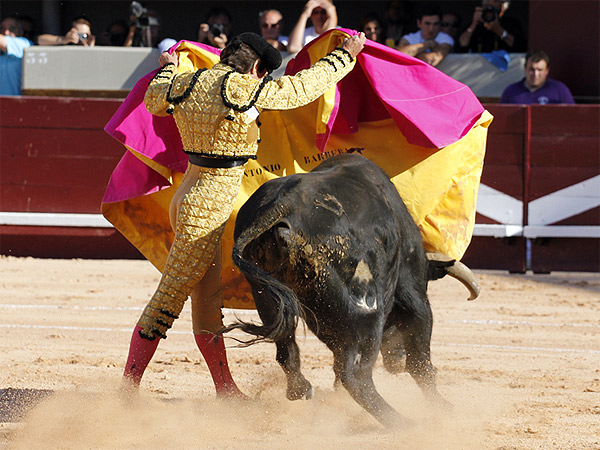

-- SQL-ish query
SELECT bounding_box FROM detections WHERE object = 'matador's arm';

[255,48,356,111]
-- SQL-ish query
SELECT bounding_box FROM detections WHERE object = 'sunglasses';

[261,22,281,29]
[441,21,459,27]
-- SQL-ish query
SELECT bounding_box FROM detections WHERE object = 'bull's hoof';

[426,392,453,412]
[286,380,313,400]
[434,395,453,412]
[377,410,415,429]
[304,385,314,399]
[381,351,406,374]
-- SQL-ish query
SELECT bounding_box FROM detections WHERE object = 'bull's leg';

[332,342,405,427]
[397,294,451,409]
[380,322,406,374]
[276,336,313,400]
[246,281,313,400]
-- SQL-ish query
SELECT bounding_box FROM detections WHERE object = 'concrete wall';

[22,46,524,100]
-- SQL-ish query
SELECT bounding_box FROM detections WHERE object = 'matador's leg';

[136,165,244,340]
[123,165,244,386]
[190,245,245,397]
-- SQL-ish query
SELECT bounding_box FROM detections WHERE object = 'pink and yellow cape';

[101,29,492,309]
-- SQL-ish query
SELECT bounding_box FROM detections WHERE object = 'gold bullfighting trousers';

[137,164,245,340]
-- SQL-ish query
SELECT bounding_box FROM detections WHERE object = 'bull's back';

[235,153,419,246]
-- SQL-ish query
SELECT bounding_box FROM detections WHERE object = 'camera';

[78,32,89,43]
[130,1,149,27]
[209,22,225,38]
[481,6,498,23]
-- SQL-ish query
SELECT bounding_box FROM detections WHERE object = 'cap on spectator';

[158,38,177,53]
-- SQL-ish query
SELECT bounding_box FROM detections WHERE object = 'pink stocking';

[123,326,160,386]
[194,333,246,398]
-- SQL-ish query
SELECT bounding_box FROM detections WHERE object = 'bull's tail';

[426,253,481,301]
[221,213,304,345]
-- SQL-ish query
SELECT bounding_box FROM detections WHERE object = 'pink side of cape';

[286,28,484,151]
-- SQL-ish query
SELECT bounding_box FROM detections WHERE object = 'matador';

[123,31,366,396]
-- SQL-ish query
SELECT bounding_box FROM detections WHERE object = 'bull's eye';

[275,220,291,230]
[274,220,293,248]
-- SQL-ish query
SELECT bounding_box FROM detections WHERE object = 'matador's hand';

[159,51,178,67]
[342,32,366,58]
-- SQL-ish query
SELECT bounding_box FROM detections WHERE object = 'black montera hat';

[235,32,282,72]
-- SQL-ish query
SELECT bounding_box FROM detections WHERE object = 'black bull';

[223,153,480,426]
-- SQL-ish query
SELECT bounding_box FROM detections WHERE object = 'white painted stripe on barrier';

[2,212,525,238]
[1,323,597,355]
[476,184,523,225]
[528,175,600,226]
[0,212,113,228]
[523,225,600,238]
[473,224,523,237]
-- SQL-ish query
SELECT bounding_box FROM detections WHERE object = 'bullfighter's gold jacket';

[144,48,355,160]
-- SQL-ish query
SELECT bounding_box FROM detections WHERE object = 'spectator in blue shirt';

[500,51,575,105]
[0,16,33,96]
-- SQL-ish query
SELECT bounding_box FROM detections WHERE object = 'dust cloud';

[8,373,505,450]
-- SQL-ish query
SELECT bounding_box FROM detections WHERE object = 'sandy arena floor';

[0,256,598,449]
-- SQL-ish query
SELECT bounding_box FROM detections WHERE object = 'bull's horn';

[426,253,481,301]
[448,260,481,301]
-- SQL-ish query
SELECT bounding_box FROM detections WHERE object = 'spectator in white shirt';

[396,4,453,66]
[287,0,337,54]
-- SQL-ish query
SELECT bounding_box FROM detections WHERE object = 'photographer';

[124,2,161,48]
[459,0,525,53]
[198,7,232,49]
[37,17,95,46]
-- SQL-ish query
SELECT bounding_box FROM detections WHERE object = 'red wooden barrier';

[462,105,527,272]
[0,96,141,259]
[1,97,598,271]
[526,105,600,272]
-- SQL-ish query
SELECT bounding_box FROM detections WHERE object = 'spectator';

[0,15,33,96]
[37,17,95,46]
[259,9,288,51]
[500,51,575,105]
[459,0,525,53]
[360,14,386,45]
[287,0,337,54]
[20,16,37,43]
[396,4,453,67]
[121,6,175,52]
[198,7,232,50]
[440,11,461,51]
[97,20,128,46]
[383,1,409,47]
[124,8,162,48]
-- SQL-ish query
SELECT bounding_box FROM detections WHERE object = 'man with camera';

[459,0,525,53]
[37,17,95,46]
[197,7,232,50]
[124,1,161,48]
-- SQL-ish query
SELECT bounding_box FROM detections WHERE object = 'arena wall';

[1,97,598,272]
